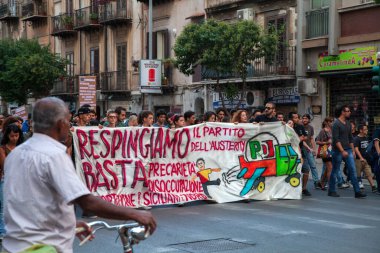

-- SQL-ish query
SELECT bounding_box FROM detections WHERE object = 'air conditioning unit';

[246,90,265,107]
[237,8,255,21]
[297,78,318,95]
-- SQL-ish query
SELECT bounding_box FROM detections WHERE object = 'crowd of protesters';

[0,100,379,244]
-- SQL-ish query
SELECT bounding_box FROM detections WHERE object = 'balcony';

[137,0,174,5]
[306,8,329,39]
[99,0,132,26]
[21,0,47,22]
[74,6,101,31]
[51,76,78,95]
[100,71,131,92]
[205,0,245,9]
[51,13,77,37]
[0,3,19,21]
[201,46,296,80]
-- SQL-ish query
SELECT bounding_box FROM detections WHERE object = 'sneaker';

[355,192,367,199]
[372,186,378,193]
[314,182,322,189]
[358,181,364,189]
[338,183,350,189]
[302,189,312,196]
[328,191,340,197]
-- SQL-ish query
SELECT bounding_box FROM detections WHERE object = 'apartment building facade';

[298,0,380,131]
[202,0,298,116]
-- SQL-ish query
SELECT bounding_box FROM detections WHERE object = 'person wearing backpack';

[353,125,377,192]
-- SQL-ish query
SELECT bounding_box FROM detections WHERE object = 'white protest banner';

[73,122,302,208]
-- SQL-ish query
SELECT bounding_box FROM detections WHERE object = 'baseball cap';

[78,107,91,115]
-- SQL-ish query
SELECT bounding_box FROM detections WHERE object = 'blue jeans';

[302,148,319,182]
[374,157,380,190]
[330,149,360,193]
[0,180,6,236]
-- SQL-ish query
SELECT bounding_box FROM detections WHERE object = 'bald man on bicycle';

[3,97,156,253]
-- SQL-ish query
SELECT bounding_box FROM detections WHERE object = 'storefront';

[318,46,379,133]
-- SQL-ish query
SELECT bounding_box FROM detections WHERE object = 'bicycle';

[76,221,150,253]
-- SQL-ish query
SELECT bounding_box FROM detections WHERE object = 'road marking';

[297,217,375,229]
[248,224,310,235]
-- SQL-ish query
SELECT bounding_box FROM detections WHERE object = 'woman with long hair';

[231,110,248,123]
[0,123,24,238]
[315,117,334,190]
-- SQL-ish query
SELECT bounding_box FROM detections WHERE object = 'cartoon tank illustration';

[237,138,301,196]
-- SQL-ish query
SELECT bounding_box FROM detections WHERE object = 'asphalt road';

[74,182,380,253]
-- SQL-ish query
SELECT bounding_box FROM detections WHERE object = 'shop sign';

[212,92,247,109]
[267,87,300,104]
[140,60,162,94]
[317,46,378,71]
[79,76,97,107]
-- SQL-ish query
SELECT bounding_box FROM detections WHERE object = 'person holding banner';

[288,112,311,196]
[153,110,169,128]
[184,110,196,126]
[138,111,154,127]
[254,102,278,123]
[2,97,156,253]
[104,110,118,128]
[231,110,248,123]
[173,115,186,128]
[73,107,91,127]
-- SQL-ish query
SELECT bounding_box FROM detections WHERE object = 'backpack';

[365,139,377,166]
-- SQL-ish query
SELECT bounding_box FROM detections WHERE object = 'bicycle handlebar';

[76,220,150,248]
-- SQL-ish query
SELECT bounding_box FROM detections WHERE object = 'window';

[267,16,286,65]
[90,48,99,74]
[311,0,330,10]
[116,44,127,88]
[66,52,74,77]
[146,29,169,60]
[66,0,73,14]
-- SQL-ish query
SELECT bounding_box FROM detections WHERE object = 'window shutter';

[163,29,170,58]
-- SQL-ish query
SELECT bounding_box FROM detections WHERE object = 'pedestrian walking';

[328,105,366,198]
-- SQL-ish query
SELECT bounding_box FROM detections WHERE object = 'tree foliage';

[173,19,279,109]
[0,39,68,105]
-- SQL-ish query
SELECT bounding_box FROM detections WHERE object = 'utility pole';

[147,0,153,111]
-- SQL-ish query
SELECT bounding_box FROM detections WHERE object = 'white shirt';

[3,133,90,253]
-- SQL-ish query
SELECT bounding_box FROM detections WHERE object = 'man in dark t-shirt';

[288,112,310,196]
[330,105,366,198]
[254,102,278,123]
[353,125,376,192]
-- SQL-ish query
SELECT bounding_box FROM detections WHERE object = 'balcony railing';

[99,0,132,26]
[306,8,329,39]
[205,0,245,9]
[100,71,131,92]
[201,46,296,80]
[74,6,101,31]
[51,13,77,37]
[21,0,47,22]
[51,76,78,95]
[0,3,19,21]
